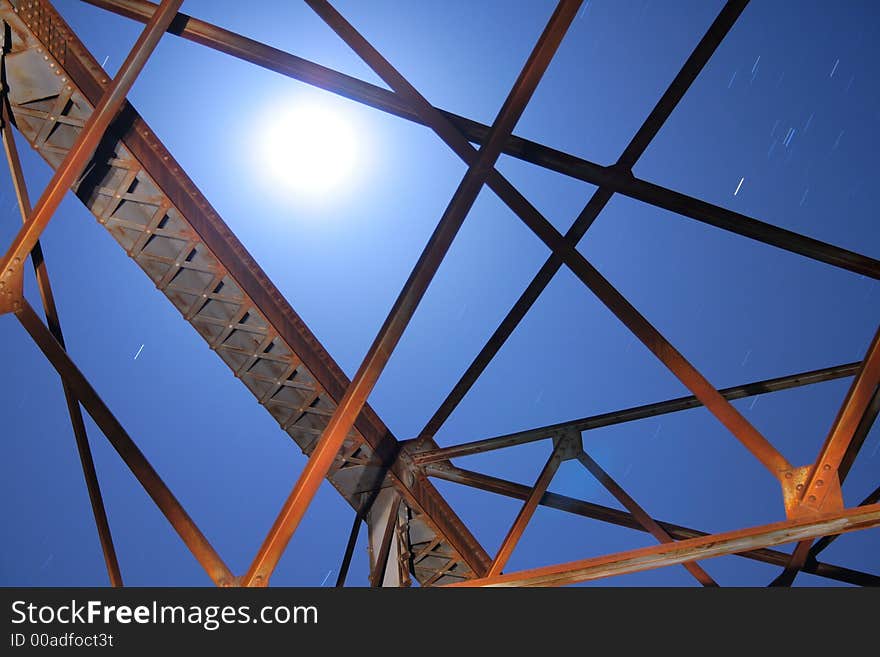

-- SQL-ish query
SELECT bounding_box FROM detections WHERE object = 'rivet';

[115,194,121,198]
[816,480,824,486]
[49,115,54,120]
[146,230,151,234]
[823,464,831,471]
[808,495,816,502]
[796,484,804,491]
[227,324,233,329]
[201,293,206,298]
[13,257,20,265]
[784,472,792,479]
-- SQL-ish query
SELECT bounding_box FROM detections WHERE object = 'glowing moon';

[258,102,359,199]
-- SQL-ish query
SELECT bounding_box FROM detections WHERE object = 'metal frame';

[0,0,877,587]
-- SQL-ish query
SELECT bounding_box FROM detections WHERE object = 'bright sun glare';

[259,102,359,199]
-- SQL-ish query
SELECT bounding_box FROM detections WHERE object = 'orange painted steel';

[447,503,880,587]
[241,0,583,587]
[0,0,183,297]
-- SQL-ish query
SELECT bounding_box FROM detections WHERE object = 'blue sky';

[0,0,878,586]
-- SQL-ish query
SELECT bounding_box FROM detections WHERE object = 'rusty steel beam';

[420,1,748,441]
[1,99,122,586]
[0,0,183,297]
[2,0,491,585]
[14,300,234,586]
[803,327,880,512]
[335,506,362,588]
[412,362,858,466]
[838,385,880,482]
[293,0,788,479]
[369,493,402,588]
[446,502,880,587]
[575,450,717,586]
[771,327,880,584]
[810,483,880,561]
[426,464,879,586]
[241,0,582,587]
[81,0,880,280]
[487,442,565,577]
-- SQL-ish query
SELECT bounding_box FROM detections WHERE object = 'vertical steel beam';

[1,99,122,586]
[576,450,717,586]
[241,0,581,587]
[369,492,402,588]
[0,0,183,294]
[487,443,565,577]
[14,300,234,586]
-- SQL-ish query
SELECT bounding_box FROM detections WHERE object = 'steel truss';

[0,0,877,587]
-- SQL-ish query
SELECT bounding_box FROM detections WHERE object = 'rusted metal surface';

[1,0,876,587]
[447,503,880,587]
[411,362,857,466]
[0,0,183,298]
[0,0,488,587]
[241,0,582,587]
[299,0,791,481]
[802,326,880,512]
[425,463,880,586]
[420,0,747,441]
[487,441,566,578]
[575,449,717,587]
[15,299,235,586]
[1,97,122,586]
[83,0,880,280]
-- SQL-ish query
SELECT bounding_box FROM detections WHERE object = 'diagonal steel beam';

[445,502,880,587]
[1,96,122,586]
[293,0,788,479]
[803,326,880,511]
[14,300,234,586]
[426,464,879,586]
[420,0,749,441]
[772,326,880,585]
[809,483,880,562]
[576,450,717,586]
[241,0,582,587]
[81,0,880,280]
[838,385,880,483]
[0,0,183,298]
[412,362,857,466]
[487,442,565,577]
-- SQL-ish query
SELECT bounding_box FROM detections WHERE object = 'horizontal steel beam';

[446,502,880,586]
[81,0,880,280]
[412,362,858,465]
[427,464,878,586]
